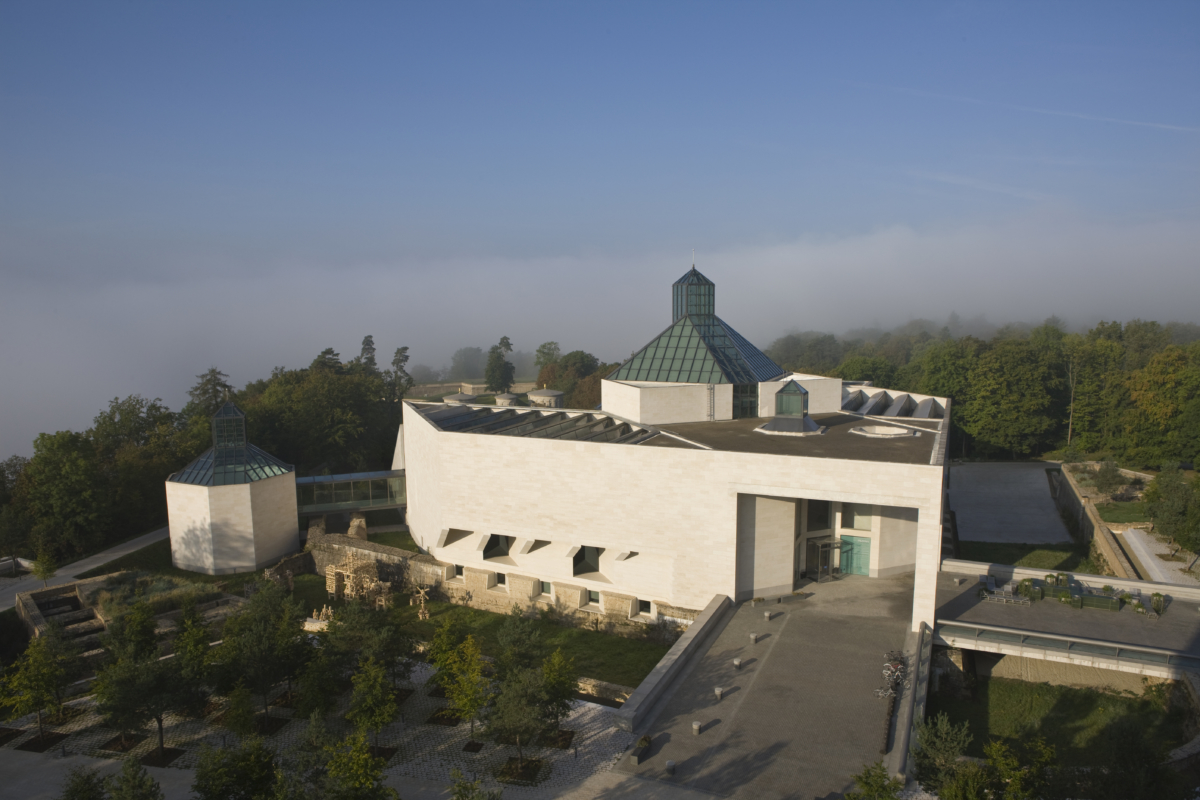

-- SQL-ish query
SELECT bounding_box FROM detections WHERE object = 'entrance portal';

[805,536,842,583]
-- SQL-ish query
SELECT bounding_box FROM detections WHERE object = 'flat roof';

[937,570,1200,656]
[644,414,943,465]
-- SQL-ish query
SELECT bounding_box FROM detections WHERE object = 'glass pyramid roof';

[609,314,785,384]
[169,402,293,486]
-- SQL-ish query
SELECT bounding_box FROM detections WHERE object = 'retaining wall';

[1048,466,1136,579]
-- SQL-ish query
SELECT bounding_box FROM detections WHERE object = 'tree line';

[0,337,414,566]
[766,317,1200,466]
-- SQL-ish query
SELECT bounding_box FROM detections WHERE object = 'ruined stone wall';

[304,532,692,639]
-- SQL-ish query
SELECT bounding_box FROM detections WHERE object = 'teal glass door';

[840,535,870,576]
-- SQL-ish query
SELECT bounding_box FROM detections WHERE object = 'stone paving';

[0,661,637,795]
[1122,528,1200,586]
[616,574,913,799]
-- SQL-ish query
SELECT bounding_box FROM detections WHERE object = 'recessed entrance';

[805,535,842,583]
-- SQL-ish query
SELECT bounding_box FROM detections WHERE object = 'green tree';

[448,768,503,800]
[271,713,338,799]
[106,758,164,800]
[325,729,398,800]
[360,336,378,373]
[93,652,183,757]
[1077,718,1187,800]
[485,337,516,394]
[540,648,577,734]
[1145,464,1195,549]
[59,765,108,800]
[32,548,57,588]
[486,667,545,768]
[982,737,1055,800]
[446,636,490,740]
[833,355,897,388]
[311,348,343,371]
[428,615,467,690]
[389,347,414,401]
[962,339,1057,457]
[173,610,212,718]
[937,761,989,800]
[844,761,903,799]
[346,657,396,751]
[187,368,234,420]
[216,581,304,718]
[223,682,258,738]
[23,429,110,560]
[103,601,158,663]
[911,712,972,792]
[192,736,277,800]
[1,635,65,739]
[534,342,561,370]
[295,652,340,718]
[496,605,541,681]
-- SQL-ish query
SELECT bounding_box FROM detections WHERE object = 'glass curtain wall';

[732,384,759,419]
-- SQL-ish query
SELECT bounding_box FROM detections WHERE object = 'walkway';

[950,463,1071,544]
[616,575,914,799]
[0,526,168,612]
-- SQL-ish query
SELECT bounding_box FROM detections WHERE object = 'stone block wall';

[303,532,690,637]
[1050,467,1135,579]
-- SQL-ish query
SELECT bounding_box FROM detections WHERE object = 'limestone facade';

[402,399,948,631]
[168,471,299,575]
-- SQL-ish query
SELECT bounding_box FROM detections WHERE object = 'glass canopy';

[295,470,406,514]
[168,401,294,486]
[673,267,715,321]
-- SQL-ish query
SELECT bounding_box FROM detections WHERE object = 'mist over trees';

[765,316,1200,465]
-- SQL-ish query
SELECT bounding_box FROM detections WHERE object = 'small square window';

[540,581,552,596]
[587,590,600,605]
[496,573,506,586]
[454,565,463,578]
[638,599,652,615]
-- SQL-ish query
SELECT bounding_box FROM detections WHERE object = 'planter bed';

[15,732,70,753]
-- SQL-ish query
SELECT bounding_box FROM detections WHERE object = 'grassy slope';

[367,529,420,552]
[75,538,263,594]
[958,541,1098,573]
[927,676,1188,767]
[291,573,668,687]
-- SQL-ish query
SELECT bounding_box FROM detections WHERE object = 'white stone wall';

[208,484,258,573]
[167,482,215,573]
[249,472,300,569]
[601,380,733,424]
[391,424,405,470]
[404,401,947,630]
[735,495,797,600]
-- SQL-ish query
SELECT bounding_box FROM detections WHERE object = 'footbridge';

[936,559,1200,679]
[296,469,405,517]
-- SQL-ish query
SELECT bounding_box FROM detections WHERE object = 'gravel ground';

[1123,528,1200,586]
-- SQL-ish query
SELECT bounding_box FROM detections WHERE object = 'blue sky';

[2,2,1198,455]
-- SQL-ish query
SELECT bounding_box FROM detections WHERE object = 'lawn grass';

[1096,501,1151,524]
[927,676,1189,767]
[367,529,420,552]
[287,572,668,687]
[75,538,263,595]
[958,541,1098,573]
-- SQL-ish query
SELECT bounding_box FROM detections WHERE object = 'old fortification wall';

[1048,466,1136,579]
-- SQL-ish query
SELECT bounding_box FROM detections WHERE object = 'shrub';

[845,761,903,800]
[1094,462,1125,495]
[1152,593,1166,614]
[912,712,973,791]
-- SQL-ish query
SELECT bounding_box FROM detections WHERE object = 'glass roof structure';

[169,402,294,487]
[610,268,785,385]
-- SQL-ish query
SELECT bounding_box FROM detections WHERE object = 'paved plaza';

[950,463,1071,544]
[616,575,914,799]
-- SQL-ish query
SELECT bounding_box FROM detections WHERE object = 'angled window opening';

[483,535,514,560]
[573,545,604,576]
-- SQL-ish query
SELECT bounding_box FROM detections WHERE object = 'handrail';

[934,618,1188,657]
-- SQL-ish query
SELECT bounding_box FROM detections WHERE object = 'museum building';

[400,268,950,631]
